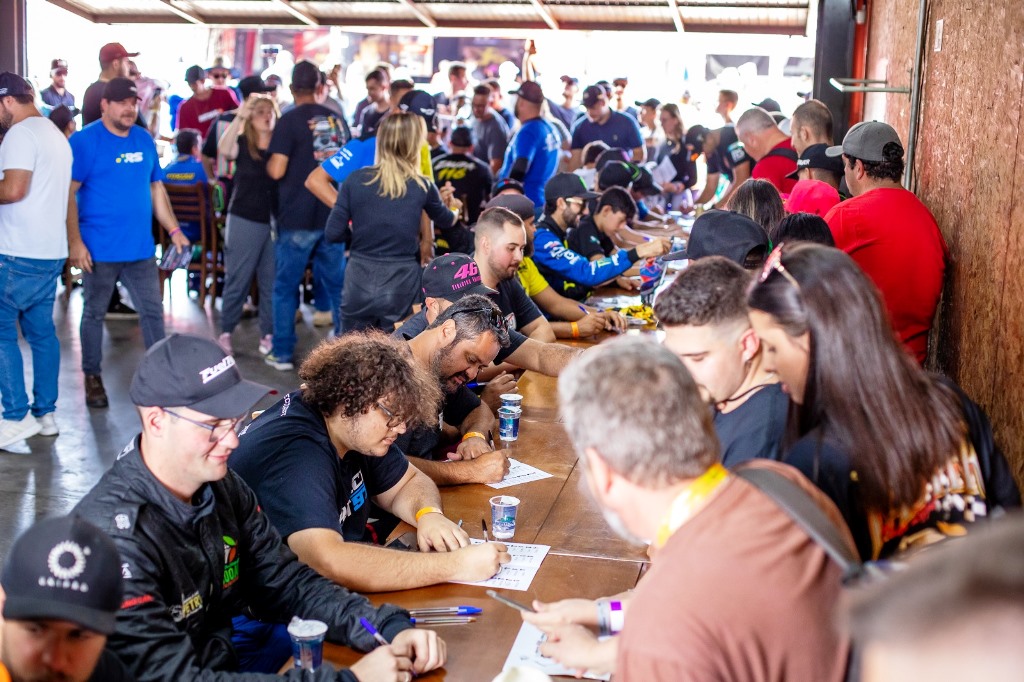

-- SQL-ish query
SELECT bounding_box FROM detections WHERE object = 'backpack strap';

[761,147,799,162]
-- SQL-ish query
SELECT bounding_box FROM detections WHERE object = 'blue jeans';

[271,230,345,361]
[81,259,165,376]
[230,615,292,673]
[0,255,64,420]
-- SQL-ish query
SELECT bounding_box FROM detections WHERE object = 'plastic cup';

[490,495,521,540]
[288,617,327,672]
[500,393,523,410]
[498,406,521,444]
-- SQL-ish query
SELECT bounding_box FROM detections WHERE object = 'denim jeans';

[230,615,291,673]
[0,255,64,420]
[81,259,165,376]
[271,230,345,361]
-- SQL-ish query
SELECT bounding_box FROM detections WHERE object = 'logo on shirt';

[338,471,367,524]
[222,536,240,589]
[116,152,145,164]
[309,115,345,162]
[170,591,203,622]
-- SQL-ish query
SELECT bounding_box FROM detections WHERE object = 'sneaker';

[36,413,59,437]
[0,415,43,449]
[312,311,333,328]
[264,353,294,371]
[217,332,233,354]
[84,374,109,408]
[294,309,304,324]
[105,299,138,320]
[258,334,273,356]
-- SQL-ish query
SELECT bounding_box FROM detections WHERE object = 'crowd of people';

[1,36,1023,682]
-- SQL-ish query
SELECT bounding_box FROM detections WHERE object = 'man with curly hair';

[230,330,510,596]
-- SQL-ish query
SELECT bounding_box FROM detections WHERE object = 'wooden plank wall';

[864,0,1024,482]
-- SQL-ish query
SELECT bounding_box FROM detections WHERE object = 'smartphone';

[487,589,535,613]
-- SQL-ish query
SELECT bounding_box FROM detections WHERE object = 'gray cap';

[826,121,902,162]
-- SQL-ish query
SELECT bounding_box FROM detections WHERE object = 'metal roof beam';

[161,0,204,24]
[395,0,436,28]
[666,0,684,32]
[271,0,318,26]
[526,0,559,30]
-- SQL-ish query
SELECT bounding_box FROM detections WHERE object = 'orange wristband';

[415,506,443,522]
[461,431,486,442]
[571,321,580,338]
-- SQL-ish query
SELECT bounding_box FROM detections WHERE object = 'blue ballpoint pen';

[358,617,390,647]
[577,305,590,315]
[409,606,482,616]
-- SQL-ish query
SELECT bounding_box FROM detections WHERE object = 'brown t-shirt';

[616,460,852,682]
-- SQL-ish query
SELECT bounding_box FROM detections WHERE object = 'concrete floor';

[0,273,329,561]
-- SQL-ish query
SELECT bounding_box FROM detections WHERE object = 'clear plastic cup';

[500,393,523,410]
[490,495,521,540]
[288,617,327,672]
[498,406,521,445]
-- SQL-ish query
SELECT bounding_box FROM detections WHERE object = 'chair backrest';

[165,182,210,227]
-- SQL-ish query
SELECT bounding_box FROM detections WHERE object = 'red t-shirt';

[752,138,798,194]
[825,187,947,363]
[175,88,239,139]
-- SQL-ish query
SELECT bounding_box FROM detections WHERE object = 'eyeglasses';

[758,243,801,290]
[128,71,140,78]
[211,73,229,80]
[375,402,405,429]
[164,409,243,443]
[454,307,509,333]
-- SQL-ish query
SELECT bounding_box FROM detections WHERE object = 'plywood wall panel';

[864,0,917,136]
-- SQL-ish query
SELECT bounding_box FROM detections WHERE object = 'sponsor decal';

[121,594,154,609]
[200,355,236,384]
[170,591,203,622]
[222,536,240,589]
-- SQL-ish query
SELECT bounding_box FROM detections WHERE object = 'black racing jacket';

[73,436,412,682]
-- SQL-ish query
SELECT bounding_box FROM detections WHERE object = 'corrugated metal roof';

[46,0,811,33]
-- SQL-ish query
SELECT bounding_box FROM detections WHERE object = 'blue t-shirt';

[570,110,643,152]
[70,121,164,262]
[162,156,209,242]
[498,118,560,211]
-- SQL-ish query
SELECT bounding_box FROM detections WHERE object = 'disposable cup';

[490,495,521,540]
[500,393,523,409]
[498,406,521,443]
[288,617,327,672]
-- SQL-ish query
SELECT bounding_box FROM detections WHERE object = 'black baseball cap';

[50,58,68,75]
[559,75,578,85]
[238,75,276,99]
[422,254,497,301]
[787,143,845,179]
[635,97,661,109]
[398,89,438,133]
[508,81,544,105]
[493,177,525,195]
[450,126,473,148]
[102,77,138,102]
[2,516,123,635]
[291,60,320,91]
[48,104,79,131]
[545,173,599,203]
[0,72,33,98]
[581,85,605,109]
[184,65,205,83]
[684,125,709,156]
[129,334,273,419]
[663,210,769,264]
[485,193,536,222]
[753,97,781,113]
[598,161,662,196]
[595,148,630,172]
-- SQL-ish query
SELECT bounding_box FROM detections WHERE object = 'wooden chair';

[161,182,224,306]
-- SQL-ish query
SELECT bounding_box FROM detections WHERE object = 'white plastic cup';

[490,495,521,540]
[288,617,327,672]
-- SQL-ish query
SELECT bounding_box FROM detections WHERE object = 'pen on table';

[411,616,477,625]
[358,617,390,647]
[577,304,590,315]
[409,606,482,616]
[481,519,490,543]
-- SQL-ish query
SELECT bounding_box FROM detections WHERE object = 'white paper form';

[451,540,550,591]
[502,622,611,681]
[486,458,553,489]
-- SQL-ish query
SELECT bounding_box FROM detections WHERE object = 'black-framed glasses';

[758,243,801,290]
[211,72,229,80]
[454,307,508,333]
[164,409,243,443]
[375,402,405,429]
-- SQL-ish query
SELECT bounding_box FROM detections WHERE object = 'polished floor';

[0,273,329,560]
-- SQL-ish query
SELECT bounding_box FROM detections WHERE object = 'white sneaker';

[258,334,273,356]
[217,332,233,354]
[0,415,43,449]
[264,353,294,371]
[36,413,59,436]
[312,310,333,328]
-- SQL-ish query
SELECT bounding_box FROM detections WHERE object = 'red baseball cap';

[99,43,139,63]
[785,179,841,217]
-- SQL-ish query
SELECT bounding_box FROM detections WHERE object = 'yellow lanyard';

[654,463,730,548]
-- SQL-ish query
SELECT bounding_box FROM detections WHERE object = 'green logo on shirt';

[223,536,240,588]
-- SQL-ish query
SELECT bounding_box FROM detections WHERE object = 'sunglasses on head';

[454,307,508,333]
[758,243,801,290]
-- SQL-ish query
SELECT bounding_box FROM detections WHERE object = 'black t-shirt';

[267,103,350,231]
[88,649,136,681]
[394,383,481,459]
[713,383,788,468]
[392,308,528,367]
[657,141,699,189]
[229,391,409,543]
[359,105,389,140]
[567,216,614,260]
[201,112,235,165]
[432,152,494,225]
[82,80,104,126]
[227,135,276,224]
[706,126,752,181]
[430,145,448,160]
[495,276,543,333]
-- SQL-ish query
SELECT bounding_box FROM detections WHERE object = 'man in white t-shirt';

[0,72,74,449]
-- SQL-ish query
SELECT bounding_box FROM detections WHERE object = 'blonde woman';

[326,112,461,332]
[216,94,279,354]
[656,103,697,211]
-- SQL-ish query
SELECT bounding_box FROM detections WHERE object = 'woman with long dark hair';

[747,242,1019,560]
[326,112,460,332]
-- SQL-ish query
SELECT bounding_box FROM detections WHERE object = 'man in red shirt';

[824,121,947,363]
[736,106,798,194]
[175,65,238,139]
